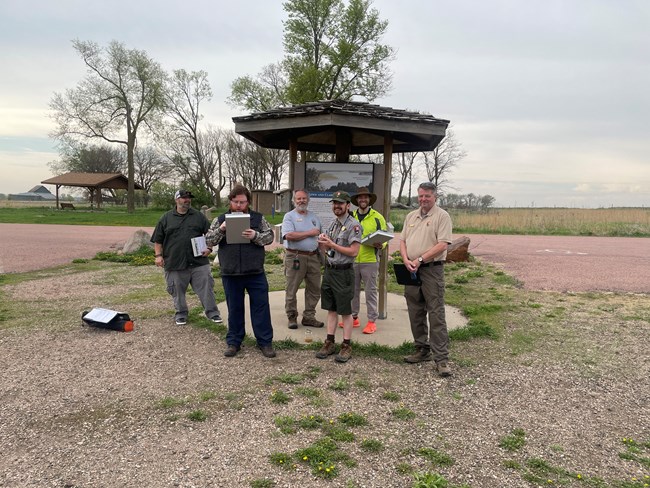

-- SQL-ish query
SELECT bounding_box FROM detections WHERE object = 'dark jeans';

[222,272,273,347]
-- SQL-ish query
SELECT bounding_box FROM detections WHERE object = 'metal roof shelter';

[41,172,143,209]
[234,99,450,318]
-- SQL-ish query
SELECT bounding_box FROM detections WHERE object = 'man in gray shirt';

[281,189,324,329]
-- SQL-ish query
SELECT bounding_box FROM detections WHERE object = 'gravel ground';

[0,250,649,486]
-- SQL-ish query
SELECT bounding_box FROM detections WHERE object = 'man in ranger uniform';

[315,191,361,363]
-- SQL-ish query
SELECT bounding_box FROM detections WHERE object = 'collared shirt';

[325,213,362,265]
[401,205,452,261]
[281,209,322,252]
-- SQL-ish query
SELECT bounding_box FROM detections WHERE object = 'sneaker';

[301,317,324,328]
[362,321,376,334]
[315,339,336,359]
[259,344,277,358]
[288,316,298,330]
[175,317,187,326]
[224,344,241,357]
[437,361,452,377]
[210,314,223,324]
[335,343,352,363]
[338,317,360,328]
[404,347,433,363]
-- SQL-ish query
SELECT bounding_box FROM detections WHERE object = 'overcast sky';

[1,0,648,207]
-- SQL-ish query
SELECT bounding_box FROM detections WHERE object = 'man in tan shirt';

[399,182,453,377]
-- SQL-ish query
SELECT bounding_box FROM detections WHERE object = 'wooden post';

[377,134,393,319]
[289,138,298,190]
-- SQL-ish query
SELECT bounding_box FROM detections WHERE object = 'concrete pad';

[218,290,467,348]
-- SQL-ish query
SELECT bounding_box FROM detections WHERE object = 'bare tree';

[163,70,227,206]
[133,146,172,202]
[50,40,167,212]
[393,152,420,204]
[422,128,467,193]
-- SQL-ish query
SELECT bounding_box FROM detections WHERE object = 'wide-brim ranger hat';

[329,190,351,203]
[351,187,377,206]
[175,189,194,199]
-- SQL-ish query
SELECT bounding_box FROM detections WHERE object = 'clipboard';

[393,263,421,286]
[225,213,251,244]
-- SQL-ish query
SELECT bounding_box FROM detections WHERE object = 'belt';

[326,263,353,270]
[287,249,319,256]
[419,261,444,267]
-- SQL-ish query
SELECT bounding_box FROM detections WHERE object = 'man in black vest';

[206,184,276,358]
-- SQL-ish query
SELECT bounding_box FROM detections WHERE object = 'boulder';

[446,236,470,263]
[122,229,153,254]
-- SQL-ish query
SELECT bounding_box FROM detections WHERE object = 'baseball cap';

[175,189,194,199]
[329,191,351,203]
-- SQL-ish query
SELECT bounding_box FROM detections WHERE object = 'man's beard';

[296,203,308,212]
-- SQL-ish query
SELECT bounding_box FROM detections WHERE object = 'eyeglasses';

[231,199,248,205]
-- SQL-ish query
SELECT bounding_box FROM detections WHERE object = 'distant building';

[8,185,57,202]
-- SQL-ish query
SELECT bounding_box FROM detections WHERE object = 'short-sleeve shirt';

[281,209,322,252]
[151,207,211,271]
[325,214,362,265]
[401,205,452,261]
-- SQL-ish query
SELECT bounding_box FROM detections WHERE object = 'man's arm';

[205,217,225,247]
[284,228,320,241]
[251,217,275,246]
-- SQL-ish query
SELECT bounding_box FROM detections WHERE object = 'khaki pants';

[351,262,379,321]
[284,252,322,320]
[404,265,449,363]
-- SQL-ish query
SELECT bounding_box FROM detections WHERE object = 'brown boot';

[335,343,352,363]
[302,317,324,328]
[404,347,433,364]
[436,361,452,377]
[315,339,336,359]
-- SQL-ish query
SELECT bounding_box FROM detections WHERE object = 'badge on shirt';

[353,225,360,234]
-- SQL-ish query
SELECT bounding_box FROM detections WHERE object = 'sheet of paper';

[84,307,119,323]
[191,236,208,257]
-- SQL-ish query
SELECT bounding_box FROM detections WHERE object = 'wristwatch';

[417,256,424,263]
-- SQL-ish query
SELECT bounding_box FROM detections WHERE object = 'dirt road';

[1,223,647,293]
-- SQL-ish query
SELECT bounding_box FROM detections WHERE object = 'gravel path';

[1,224,648,487]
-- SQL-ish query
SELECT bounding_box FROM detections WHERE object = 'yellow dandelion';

[303,456,308,460]
[577,474,582,479]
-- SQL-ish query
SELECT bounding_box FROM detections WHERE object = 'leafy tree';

[229,0,395,111]
[224,133,288,191]
[49,143,125,175]
[50,40,167,213]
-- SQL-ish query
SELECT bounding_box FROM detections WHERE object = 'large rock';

[446,236,470,262]
[122,229,153,254]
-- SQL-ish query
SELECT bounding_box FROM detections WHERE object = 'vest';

[216,210,266,276]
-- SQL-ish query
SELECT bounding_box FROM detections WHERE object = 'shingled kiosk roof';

[41,172,143,209]
[232,99,450,154]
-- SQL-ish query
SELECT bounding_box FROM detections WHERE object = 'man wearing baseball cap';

[315,190,361,363]
[151,189,222,326]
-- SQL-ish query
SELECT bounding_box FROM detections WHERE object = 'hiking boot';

[338,317,360,328]
[224,344,241,357]
[259,344,277,358]
[315,339,336,359]
[437,361,452,377]
[175,317,187,326]
[210,314,223,324]
[301,317,324,328]
[362,321,376,334]
[335,343,352,363]
[288,316,298,330]
[404,347,433,363]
